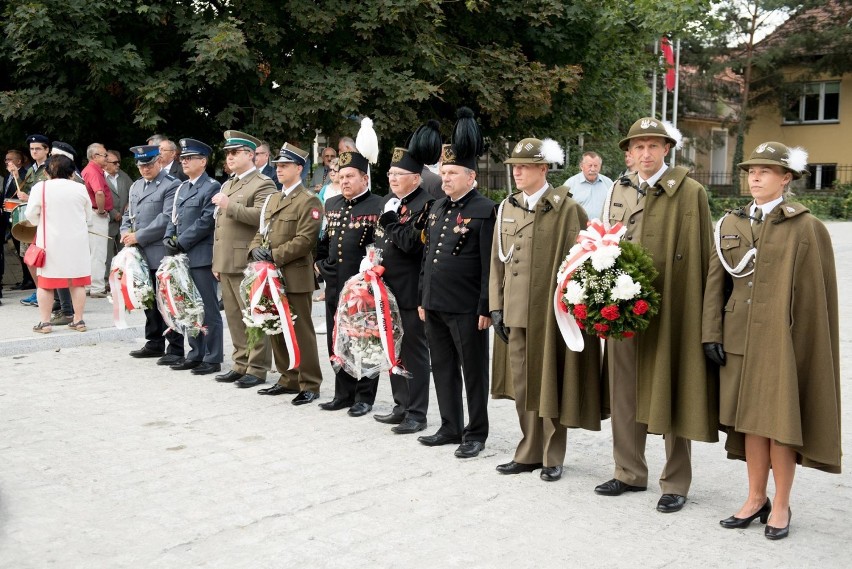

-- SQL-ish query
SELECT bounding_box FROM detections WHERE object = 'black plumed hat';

[442,107,482,170]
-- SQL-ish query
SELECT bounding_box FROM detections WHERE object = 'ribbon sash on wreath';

[553,220,627,351]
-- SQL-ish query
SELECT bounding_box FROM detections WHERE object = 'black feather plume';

[408,119,442,166]
[452,106,483,159]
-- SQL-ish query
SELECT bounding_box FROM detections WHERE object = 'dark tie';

[637,182,649,203]
[752,208,763,223]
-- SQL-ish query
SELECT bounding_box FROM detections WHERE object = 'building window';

[806,164,837,190]
[784,82,840,124]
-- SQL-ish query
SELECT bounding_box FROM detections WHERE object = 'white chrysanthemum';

[564,280,587,305]
[589,245,621,271]
[610,274,642,301]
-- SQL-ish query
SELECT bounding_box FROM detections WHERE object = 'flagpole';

[670,38,681,167]
[651,39,658,118]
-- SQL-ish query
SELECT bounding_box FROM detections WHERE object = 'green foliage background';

[0,0,710,165]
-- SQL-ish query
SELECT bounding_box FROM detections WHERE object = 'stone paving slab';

[0,223,851,568]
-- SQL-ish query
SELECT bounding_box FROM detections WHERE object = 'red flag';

[661,37,675,92]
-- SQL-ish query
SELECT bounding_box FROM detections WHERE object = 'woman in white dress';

[25,155,92,333]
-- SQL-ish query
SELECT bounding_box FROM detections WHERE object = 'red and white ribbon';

[553,219,626,351]
[109,249,146,329]
[156,271,180,330]
[364,265,409,377]
[248,262,300,370]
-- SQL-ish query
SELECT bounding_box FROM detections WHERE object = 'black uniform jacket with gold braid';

[315,191,383,297]
[419,189,495,316]
[249,184,323,295]
[375,186,433,310]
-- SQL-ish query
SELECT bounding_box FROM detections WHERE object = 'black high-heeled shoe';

[765,508,791,540]
[719,498,772,529]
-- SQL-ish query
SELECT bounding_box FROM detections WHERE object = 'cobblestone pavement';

[1,223,851,568]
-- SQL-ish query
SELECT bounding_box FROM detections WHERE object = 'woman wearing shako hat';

[702,142,840,540]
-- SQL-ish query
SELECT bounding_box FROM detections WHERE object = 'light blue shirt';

[564,172,613,221]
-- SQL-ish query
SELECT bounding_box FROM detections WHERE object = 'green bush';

[706,183,852,220]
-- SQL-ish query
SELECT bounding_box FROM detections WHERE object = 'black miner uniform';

[419,189,496,444]
[316,191,383,405]
[375,187,434,423]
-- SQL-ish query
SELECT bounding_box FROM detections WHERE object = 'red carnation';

[623,331,634,338]
[601,305,620,321]
[558,300,569,314]
[632,300,649,315]
[594,322,609,333]
[573,304,588,320]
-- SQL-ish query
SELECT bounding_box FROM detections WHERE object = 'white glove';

[384,197,401,213]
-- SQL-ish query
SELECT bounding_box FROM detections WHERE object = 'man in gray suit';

[163,138,224,376]
[104,149,132,280]
[120,144,185,365]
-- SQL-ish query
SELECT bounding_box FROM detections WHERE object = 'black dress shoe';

[171,360,201,371]
[455,441,485,458]
[594,478,647,496]
[392,418,427,434]
[235,374,266,388]
[130,346,165,358]
[417,432,462,447]
[215,370,244,383]
[657,494,687,513]
[373,411,405,424]
[720,498,772,529]
[291,391,320,406]
[347,402,373,417]
[540,466,563,482]
[319,398,353,411]
[191,362,222,375]
[258,384,299,396]
[157,354,184,366]
[765,508,791,540]
[496,461,543,475]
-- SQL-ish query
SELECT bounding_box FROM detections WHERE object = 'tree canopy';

[1,0,710,165]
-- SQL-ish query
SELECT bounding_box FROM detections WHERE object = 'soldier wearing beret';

[372,120,442,434]
[211,131,278,388]
[316,131,383,417]
[121,144,185,364]
[595,117,716,513]
[490,138,603,483]
[702,142,840,539]
[163,138,223,376]
[416,107,495,459]
[250,142,325,406]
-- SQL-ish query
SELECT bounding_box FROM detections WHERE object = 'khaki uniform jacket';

[249,184,323,295]
[490,185,603,430]
[212,170,277,274]
[605,166,718,442]
[702,201,841,472]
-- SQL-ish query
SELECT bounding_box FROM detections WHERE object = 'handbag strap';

[40,181,47,249]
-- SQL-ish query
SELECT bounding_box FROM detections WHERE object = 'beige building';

[743,0,851,191]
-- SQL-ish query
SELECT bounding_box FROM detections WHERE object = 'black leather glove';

[490,310,509,344]
[703,342,726,366]
[412,200,434,231]
[163,236,180,256]
[250,247,274,263]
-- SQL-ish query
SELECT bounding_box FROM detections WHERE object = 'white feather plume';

[539,138,565,165]
[783,146,808,174]
[356,116,379,165]
[661,120,683,150]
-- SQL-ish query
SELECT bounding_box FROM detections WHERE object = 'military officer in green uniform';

[702,142,840,539]
[250,142,325,406]
[596,117,716,513]
[490,138,603,482]
[211,130,278,388]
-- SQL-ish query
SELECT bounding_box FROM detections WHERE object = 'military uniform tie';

[637,182,649,203]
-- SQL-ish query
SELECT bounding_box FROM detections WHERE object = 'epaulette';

[163,174,176,181]
[257,172,272,180]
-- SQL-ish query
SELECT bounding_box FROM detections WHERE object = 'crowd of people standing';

[1,109,840,541]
